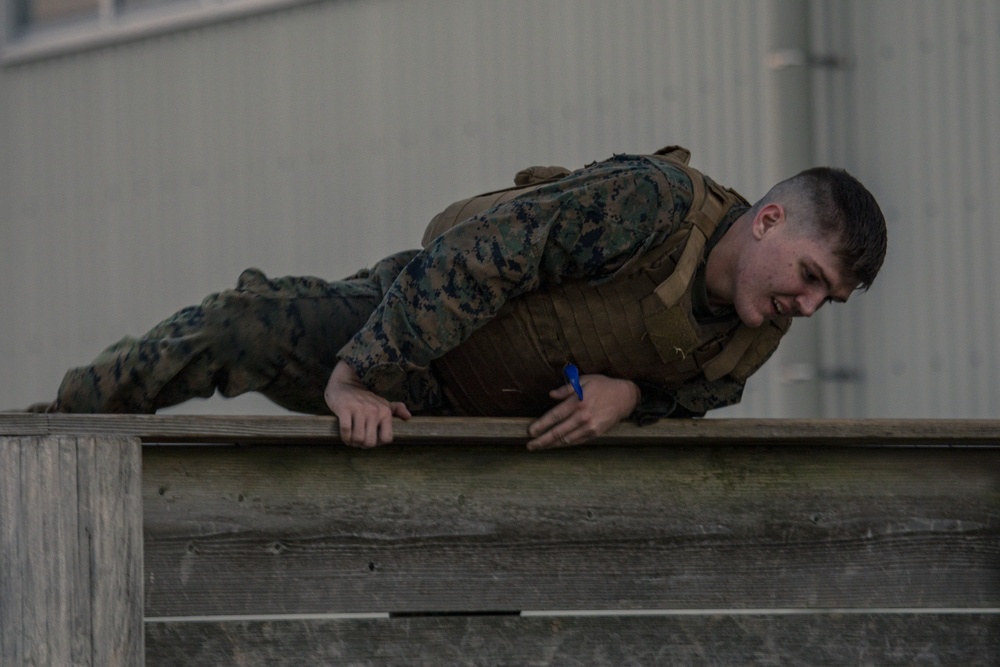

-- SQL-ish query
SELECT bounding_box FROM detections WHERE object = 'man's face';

[732,205,858,328]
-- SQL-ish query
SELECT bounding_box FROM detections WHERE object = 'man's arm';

[331,156,693,446]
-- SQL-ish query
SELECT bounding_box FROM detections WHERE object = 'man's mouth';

[772,297,786,317]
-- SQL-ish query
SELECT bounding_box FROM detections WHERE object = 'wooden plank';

[2,413,1000,445]
[0,436,144,667]
[0,413,47,436]
[143,444,1000,617]
[0,439,24,665]
[144,613,1000,666]
[21,437,68,665]
[67,437,95,664]
[89,436,146,666]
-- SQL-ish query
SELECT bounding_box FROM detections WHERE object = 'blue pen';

[563,362,584,400]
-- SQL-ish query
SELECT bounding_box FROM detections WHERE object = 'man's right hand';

[324,360,411,448]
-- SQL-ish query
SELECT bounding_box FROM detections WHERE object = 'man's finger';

[363,415,382,448]
[527,425,575,451]
[528,391,580,437]
[339,415,354,446]
[390,402,412,420]
[527,414,581,450]
[374,413,393,446]
[548,383,576,400]
[528,408,559,438]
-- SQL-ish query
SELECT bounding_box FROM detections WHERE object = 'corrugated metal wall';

[812,0,1000,417]
[3,0,994,418]
[2,0,792,416]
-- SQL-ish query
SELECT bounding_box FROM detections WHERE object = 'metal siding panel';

[812,0,859,417]
[918,0,946,411]
[815,0,1000,417]
[968,1,1000,415]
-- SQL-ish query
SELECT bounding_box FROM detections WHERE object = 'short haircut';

[753,167,887,291]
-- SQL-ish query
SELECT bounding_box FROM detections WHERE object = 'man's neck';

[704,210,750,308]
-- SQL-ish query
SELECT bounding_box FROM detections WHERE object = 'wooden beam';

[2,414,999,445]
[1,436,144,667]
[142,444,1000,617]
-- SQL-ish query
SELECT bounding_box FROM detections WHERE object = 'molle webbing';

[421,166,571,247]
[427,148,790,416]
[421,147,692,248]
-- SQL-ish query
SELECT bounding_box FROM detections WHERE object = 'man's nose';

[797,289,825,317]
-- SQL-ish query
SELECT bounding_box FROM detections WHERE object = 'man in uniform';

[37,147,887,450]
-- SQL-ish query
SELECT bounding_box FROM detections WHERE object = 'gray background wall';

[2,0,997,418]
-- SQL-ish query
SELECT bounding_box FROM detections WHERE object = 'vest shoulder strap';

[652,145,692,165]
[644,155,730,308]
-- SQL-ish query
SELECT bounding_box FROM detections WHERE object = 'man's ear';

[751,203,785,240]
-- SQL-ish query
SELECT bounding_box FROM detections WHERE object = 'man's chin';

[735,305,766,328]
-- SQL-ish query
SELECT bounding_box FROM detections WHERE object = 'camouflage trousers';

[52,250,443,415]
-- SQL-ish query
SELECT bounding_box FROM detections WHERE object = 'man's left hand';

[526,374,640,450]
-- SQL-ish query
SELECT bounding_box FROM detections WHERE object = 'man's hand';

[526,374,640,450]
[324,360,411,448]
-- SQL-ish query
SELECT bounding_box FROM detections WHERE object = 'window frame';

[2,0,315,64]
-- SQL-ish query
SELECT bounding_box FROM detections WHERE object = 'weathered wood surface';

[3,413,1000,445]
[4,416,996,665]
[1,436,144,667]
[144,613,1000,667]
[142,444,1000,617]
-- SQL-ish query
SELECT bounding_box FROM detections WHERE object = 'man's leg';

[51,251,419,414]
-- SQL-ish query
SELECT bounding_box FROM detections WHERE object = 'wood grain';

[1,436,144,667]
[2,413,1000,445]
[5,416,997,665]
[144,613,1000,666]
[142,443,1000,617]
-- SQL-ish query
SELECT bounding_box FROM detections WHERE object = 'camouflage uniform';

[53,250,426,414]
[52,154,748,418]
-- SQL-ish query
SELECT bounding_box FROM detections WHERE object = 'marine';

[37,146,888,450]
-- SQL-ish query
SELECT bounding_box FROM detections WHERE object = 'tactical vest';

[423,147,791,416]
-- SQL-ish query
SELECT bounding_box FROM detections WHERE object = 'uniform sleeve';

[629,376,744,424]
[338,155,693,396]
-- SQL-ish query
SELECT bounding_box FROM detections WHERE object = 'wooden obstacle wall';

[2,415,999,665]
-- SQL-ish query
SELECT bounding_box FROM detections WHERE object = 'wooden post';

[1,435,144,667]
